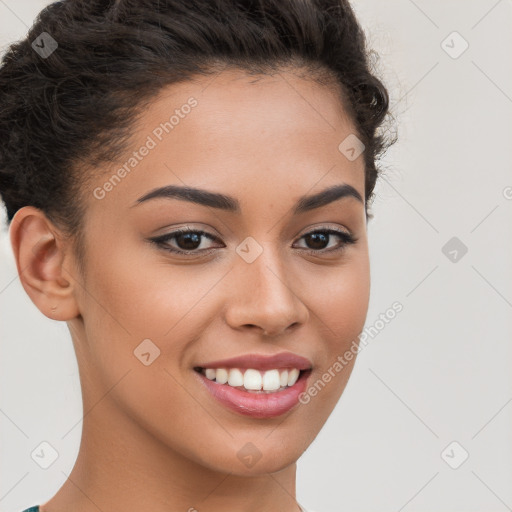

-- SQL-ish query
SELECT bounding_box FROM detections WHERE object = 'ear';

[9,206,81,321]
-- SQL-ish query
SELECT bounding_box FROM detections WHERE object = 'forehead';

[85,67,365,218]
[145,67,356,146]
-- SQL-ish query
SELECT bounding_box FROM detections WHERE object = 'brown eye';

[150,228,221,255]
[294,228,357,254]
[174,231,202,251]
[303,232,330,250]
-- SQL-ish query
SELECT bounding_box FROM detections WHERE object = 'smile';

[194,366,312,418]
[197,367,302,392]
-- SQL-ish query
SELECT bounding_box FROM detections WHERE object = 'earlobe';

[9,206,81,321]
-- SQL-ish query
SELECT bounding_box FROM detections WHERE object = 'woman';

[0,0,395,511]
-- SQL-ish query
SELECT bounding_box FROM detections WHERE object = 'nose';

[224,248,309,338]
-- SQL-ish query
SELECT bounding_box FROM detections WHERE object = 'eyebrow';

[131,183,364,215]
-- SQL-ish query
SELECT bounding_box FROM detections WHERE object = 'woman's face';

[69,67,370,475]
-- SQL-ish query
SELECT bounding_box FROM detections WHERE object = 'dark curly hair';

[0,0,396,277]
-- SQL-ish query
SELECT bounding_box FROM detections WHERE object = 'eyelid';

[296,222,351,236]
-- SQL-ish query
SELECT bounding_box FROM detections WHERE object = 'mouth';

[193,366,312,418]
[193,366,310,393]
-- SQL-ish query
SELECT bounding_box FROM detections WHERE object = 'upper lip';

[196,352,313,371]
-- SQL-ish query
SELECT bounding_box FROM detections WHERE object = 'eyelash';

[149,226,358,257]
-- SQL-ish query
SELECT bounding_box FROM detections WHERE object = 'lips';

[193,351,313,418]
[195,351,313,371]
[195,367,312,418]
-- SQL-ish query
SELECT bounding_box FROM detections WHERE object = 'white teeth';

[216,368,229,384]
[227,368,244,387]
[205,368,216,380]
[244,369,262,390]
[262,369,280,391]
[287,368,300,386]
[201,367,305,393]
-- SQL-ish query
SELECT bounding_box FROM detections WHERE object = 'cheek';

[81,241,182,337]
[305,253,370,344]
[296,257,369,434]
[79,243,224,379]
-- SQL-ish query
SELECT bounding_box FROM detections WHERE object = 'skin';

[10,67,370,512]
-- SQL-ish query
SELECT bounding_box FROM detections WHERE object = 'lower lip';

[195,369,311,419]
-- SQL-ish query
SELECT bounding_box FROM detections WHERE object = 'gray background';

[1,1,511,511]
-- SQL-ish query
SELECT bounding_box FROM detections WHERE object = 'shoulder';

[19,506,39,512]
